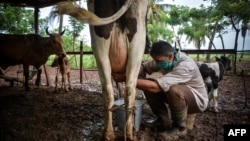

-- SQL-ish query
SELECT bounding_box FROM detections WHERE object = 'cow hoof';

[68,87,73,91]
[125,123,137,139]
[101,131,115,141]
[25,87,30,91]
[126,136,138,141]
[215,108,219,113]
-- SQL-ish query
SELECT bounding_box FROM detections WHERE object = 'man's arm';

[136,79,162,93]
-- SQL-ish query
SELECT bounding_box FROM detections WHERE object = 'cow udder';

[109,26,128,82]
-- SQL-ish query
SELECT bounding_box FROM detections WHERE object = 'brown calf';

[51,54,72,92]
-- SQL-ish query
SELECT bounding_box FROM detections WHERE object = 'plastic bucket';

[114,99,146,132]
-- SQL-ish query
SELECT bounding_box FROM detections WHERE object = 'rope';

[124,106,136,141]
[110,103,137,140]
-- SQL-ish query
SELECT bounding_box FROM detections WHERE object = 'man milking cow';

[51,1,208,140]
[118,40,208,140]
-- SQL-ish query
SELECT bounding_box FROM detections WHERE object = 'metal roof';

[0,0,76,8]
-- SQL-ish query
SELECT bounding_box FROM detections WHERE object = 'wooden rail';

[181,49,236,54]
[66,49,250,55]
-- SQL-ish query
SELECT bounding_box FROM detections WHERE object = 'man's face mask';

[155,49,179,70]
[156,60,173,70]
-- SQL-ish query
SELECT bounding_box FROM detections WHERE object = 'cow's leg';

[124,1,147,140]
[125,55,145,140]
[125,47,145,140]
[100,74,114,141]
[98,62,114,141]
[63,73,68,92]
[208,89,213,109]
[55,75,59,93]
[61,72,64,91]
[35,67,42,87]
[23,65,30,90]
[54,68,59,93]
[213,88,219,112]
[92,37,114,141]
[67,72,72,91]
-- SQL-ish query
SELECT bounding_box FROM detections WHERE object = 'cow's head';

[216,56,232,71]
[46,27,66,56]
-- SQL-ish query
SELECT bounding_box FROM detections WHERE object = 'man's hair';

[150,40,174,56]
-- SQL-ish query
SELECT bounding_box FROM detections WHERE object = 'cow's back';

[0,34,33,66]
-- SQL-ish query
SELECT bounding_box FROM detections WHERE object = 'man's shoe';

[146,118,169,132]
[157,127,187,141]
[157,106,188,140]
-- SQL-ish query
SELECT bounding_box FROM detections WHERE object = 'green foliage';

[68,17,85,37]
[82,55,97,69]
[168,6,190,26]
[62,35,74,52]
[216,0,250,51]
[0,4,34,33]
[46,49,97,69]
[147,21,174,43]
[39,17,51,36]
[147,2,174,43]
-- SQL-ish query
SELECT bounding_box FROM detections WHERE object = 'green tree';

[147,1,174,44]
[168,6,190,49]
[215,18,230,56]
[216,0,250,52]
[203,5,223,61]
[240,19,249,58]
[178,7,208,61]
[68,17,85,67]
[0,4,34,33]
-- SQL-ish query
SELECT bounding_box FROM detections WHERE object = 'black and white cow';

[52,0,147,140]
[197,56,231,112]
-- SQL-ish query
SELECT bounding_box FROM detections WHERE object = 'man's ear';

[168,53,174,60]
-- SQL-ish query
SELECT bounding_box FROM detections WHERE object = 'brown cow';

[51,54,72,93]
[0,27,65,90]
[52,0,147,140]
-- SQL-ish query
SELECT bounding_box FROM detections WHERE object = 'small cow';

[0,27,65,90]
[51,54,72,93]
[52,0,147,140]
[197,56,231,112]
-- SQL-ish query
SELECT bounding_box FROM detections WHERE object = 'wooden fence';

[59,41,249,84]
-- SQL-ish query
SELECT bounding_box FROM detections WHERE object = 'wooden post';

[234,52,237,74]
[80,41,83,83]
[34,6,49,86]
[34,7,39,34]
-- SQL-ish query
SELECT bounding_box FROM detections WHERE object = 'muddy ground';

[0,60,250,141]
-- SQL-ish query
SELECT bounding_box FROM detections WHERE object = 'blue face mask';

[156,60,174,70]
[156,49,179,70]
